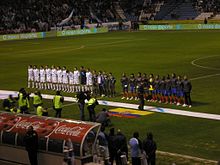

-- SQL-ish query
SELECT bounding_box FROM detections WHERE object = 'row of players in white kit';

[27,65,93,92]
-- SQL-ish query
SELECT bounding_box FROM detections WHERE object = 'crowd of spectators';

[1,0,220,34]
[193,0,220,13]
[0,0,117,34]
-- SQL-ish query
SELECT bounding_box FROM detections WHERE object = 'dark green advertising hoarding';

[57,27,108,37]
[139,24,220,31]
[0,32,45,41]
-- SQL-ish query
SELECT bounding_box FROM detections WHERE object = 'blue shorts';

[176,90,184,97]
[155,89,160,94]
[160,90,165,95]
[130,86,135,93]
[171,88,177,95]
[164,90,171,96]
[152,90,157,94]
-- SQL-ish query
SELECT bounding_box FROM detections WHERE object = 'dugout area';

[0,112,101,165]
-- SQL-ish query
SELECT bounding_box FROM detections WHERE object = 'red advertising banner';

[0,112,95,143]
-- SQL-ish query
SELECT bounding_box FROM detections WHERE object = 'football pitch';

[0,30,220,163]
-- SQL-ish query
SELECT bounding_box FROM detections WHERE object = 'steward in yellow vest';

[3,95,17,112]
[18,88,30,114]
[37,105,48,117]
[53,91,64,118]
[33,91,43,108]
[87,96,99,122]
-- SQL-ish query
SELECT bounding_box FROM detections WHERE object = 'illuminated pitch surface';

[0,31,220,162]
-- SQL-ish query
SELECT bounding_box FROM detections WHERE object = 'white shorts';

[28,76,34,81]
[58,78,62,83]
[86,80,93,86]
[46,76,52,83]
[34,76,40,82]
[40,77,46,83]
[63,78,68,84]
[69,79,74,85]
[73,80,79,85]
[52,76,57,83]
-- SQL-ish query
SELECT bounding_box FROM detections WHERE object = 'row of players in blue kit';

[120,73,192,107]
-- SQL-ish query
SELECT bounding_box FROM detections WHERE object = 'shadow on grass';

[192,101,210,107]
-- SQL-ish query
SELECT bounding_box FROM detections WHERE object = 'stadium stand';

[1,0,220,34]
[163,1,198,20]
[194,12,214,20]
[211,14,220,20]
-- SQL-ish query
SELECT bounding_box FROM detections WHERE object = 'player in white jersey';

[86,68,93,92]
[68,70,74,92]
[73,67,80,92]
[33,65,40,89]
[27,65,34,88]
[57,66,63,90]
[62,66,68,91]
[45,65,52,89]
[39,65,46,89]
[51,65,57,90]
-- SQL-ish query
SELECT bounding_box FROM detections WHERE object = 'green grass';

[0,31,220,162]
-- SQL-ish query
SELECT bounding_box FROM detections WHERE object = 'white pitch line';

[0,38,148,56]
[47,102,77,110]
[191,55,220,71]
[157,151,218,164]
[0,45,85,56]
[190,73,220,81]
[1,90,220,121]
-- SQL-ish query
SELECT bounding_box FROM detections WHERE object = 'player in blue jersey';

[176,75,184,106]
[129,73,136,100]
[121,73,129,99]
[170,73,177,104]
[152,75,160,102]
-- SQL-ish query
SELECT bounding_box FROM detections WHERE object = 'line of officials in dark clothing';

[97,127,157,165]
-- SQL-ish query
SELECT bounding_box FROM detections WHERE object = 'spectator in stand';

[143,132,157,165]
